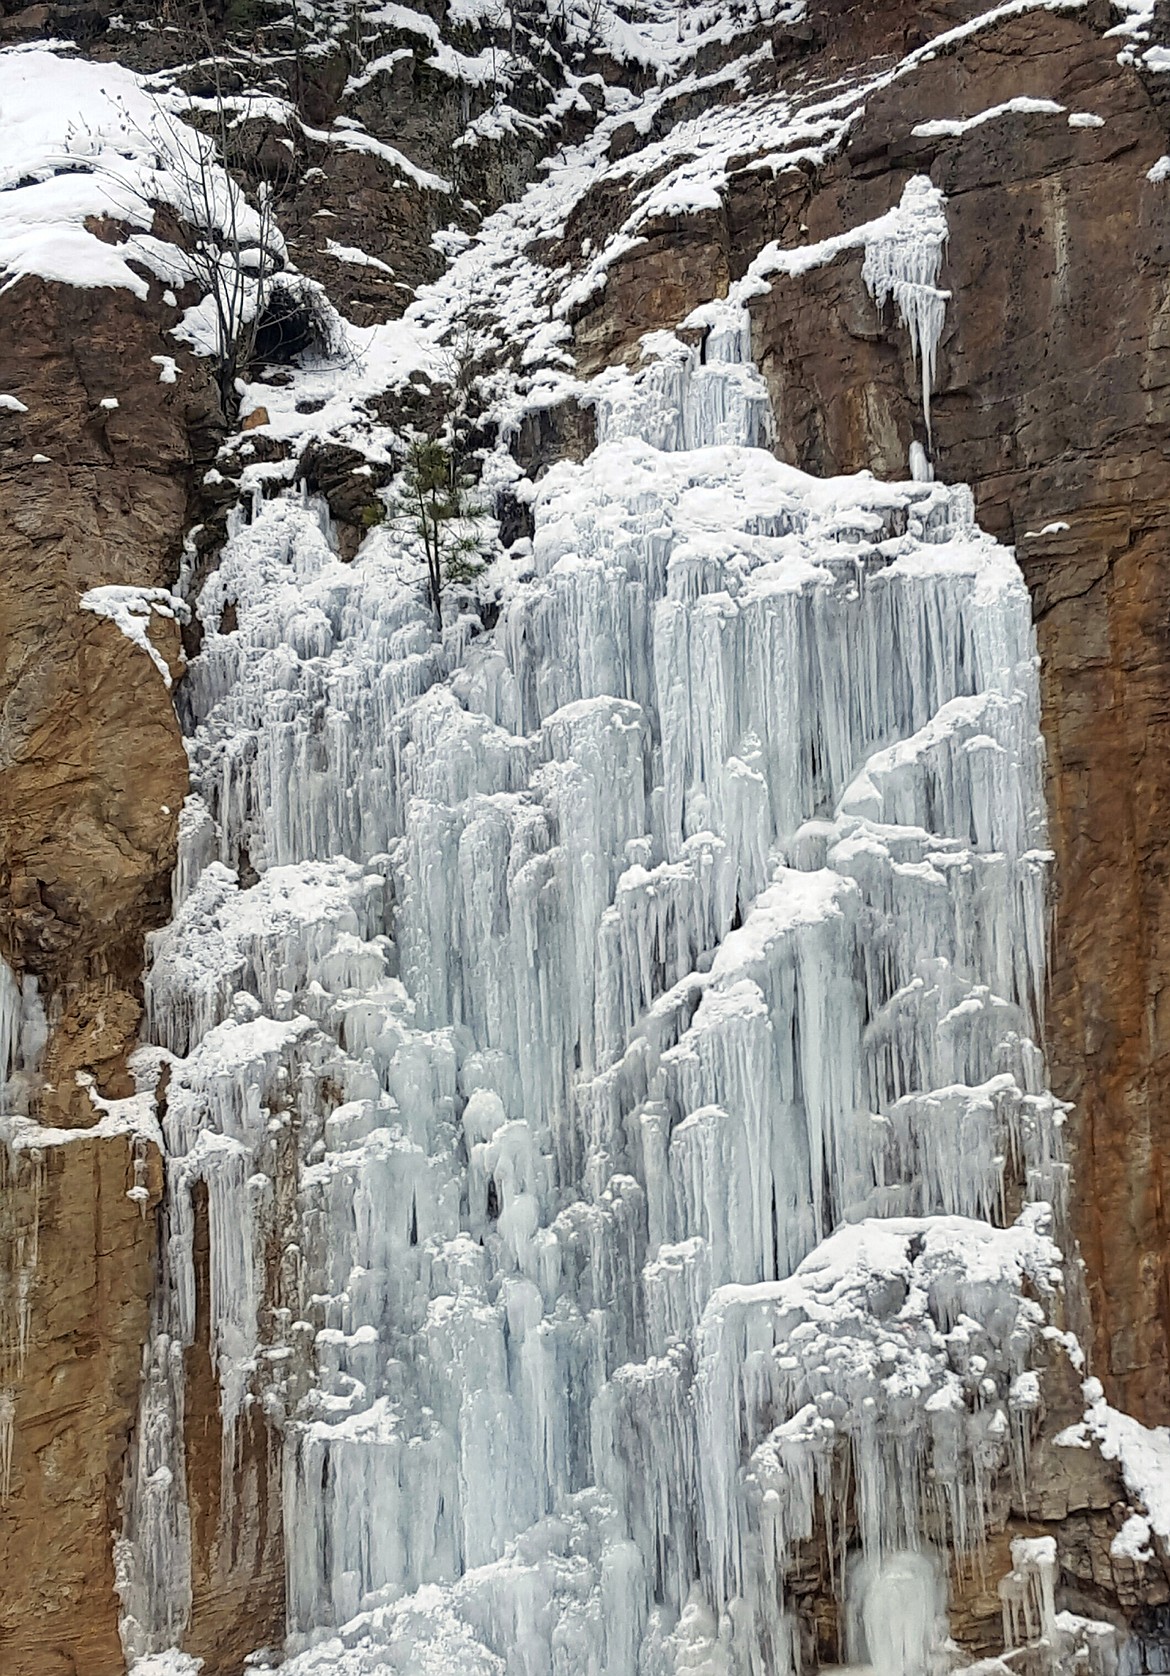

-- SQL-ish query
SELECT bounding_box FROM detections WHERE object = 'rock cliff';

[0,273,214,1671]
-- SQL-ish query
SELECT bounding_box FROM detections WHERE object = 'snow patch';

[911,96,1065,137]
[0,47,270,301]
[1059,1380,1170,1543]
[323,239,395,276]
[79,586,185,687]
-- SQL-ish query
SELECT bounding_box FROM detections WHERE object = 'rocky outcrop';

[0,276,217,1101]
[0,272,215,1674]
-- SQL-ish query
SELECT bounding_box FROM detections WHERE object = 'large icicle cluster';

[121,313,1072,1676]
[861,177,950,441]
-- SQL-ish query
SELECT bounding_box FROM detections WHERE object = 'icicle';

[909,439,934,483]
[999,1533,1058,1647]
[0,959,19,1102]
[0,1387,13,1503]
[0,959,47,1118]
[862,175,950,445]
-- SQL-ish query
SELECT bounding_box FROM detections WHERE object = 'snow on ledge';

[1056,1377,1170,1542]
[299,118,452,193]
[911,96,1065,138]
[0,46,271,301]
[323,239,395,275]
[79,585,186,687]
[3,1079,162,1155]
[700,177,950,441]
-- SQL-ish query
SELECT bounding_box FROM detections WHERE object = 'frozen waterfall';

[118,309,1072,1676]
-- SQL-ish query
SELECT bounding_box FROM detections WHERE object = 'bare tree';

[152,99,282,417]
[73,17,286,419]
[82,101,282,417]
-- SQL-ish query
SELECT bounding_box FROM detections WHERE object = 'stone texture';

[0,1131,162,1676]
[7,0,1170,1667]
[0,277,215,1081]
[0,273,215,1675]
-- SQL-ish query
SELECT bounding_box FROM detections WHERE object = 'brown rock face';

[0,274,216,1674]
[0,278,208,1045]
[0,1130,163,1676]
[6,1,1170,1668]
[727,8,1170,1424]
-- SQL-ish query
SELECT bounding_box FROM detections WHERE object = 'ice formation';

[725,177,951,448]
[115,310,1077,1676]
[860,178,950,443]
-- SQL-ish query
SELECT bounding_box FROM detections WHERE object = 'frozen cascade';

[120,311,1075,1676]
[861,177,950,444]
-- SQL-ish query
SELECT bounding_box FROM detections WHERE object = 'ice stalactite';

[116,1332,192,1662]
[0,955,50,1466]
[1000,1533,1058,1647]
[0,1142,40,1391]
[862,175,950,445]
[0,961,49,1509]
[996,1534,1122,1676]
[0,959,19,1103]
[0,956,47,1118]
[121,312,1077,1676]
[726,175,950,456]
[0,1384,13,1505]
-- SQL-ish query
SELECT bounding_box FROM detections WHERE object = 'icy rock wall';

[121,313,1068,1676]
[861,176,950,442]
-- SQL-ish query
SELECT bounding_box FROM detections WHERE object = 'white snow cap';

[79,585,184,687]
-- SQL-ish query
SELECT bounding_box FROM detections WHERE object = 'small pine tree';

[393,436,488,619]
